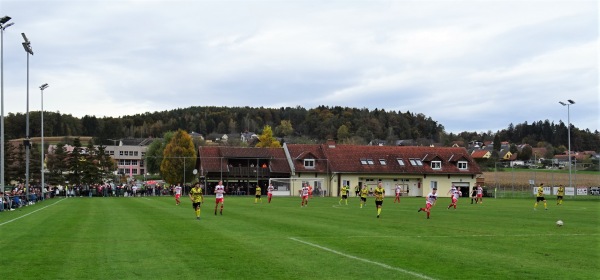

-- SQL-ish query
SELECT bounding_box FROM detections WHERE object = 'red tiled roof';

[309,144,481,175]
[471,150,490,159]
[285,144,329,173]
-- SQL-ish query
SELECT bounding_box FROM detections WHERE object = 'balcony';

[228,166,270,178]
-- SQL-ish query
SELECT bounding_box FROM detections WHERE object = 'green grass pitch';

[1,195,598,279]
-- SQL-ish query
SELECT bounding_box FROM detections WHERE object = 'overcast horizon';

[1,0,598,134]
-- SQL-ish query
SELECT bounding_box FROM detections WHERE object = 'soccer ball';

[556,220,564,227]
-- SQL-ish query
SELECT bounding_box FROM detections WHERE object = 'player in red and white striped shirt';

[214,181,225,215]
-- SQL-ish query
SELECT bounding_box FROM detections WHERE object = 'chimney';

[326,139,336,148]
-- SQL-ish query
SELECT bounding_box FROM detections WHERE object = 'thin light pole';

[40,83,48,200]
[0,16,13,193]
[559,100,575,196]
[22,33,33,196]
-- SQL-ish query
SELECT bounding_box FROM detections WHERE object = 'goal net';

[269,178,326,197]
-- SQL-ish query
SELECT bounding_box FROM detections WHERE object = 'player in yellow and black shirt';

[339,185,349,205]
[534,183,547,210]
[374,182,385,218]
[556,184,565,205]
[255,185,262,204]
[360,185,369,208]
[189,183,204,220]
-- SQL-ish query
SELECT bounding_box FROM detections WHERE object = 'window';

[119,151,124,156]
[458,161,468,170]
[304,159,315,169]
[430,181,438,189]
[379,159,386,165]
[109,151,114,155]
[431,161,441,169]
[409,158,423,166]
[141,152,146,157]
[366,159,374,165]
[396,158,405,166]
[140,160,145,167]
[360,159,368,165]
[134,151,138,156]
[132,160,138,166]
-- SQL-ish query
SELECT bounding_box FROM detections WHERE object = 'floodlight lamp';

[22,42,34,55]
[2,22,13,29]
[40,83,49,90]
[0,16,10,24]
[567,99,575,104]
[21,32,29,43]
[558,101,566,106]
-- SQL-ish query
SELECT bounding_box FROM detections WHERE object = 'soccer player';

[418,187,438,219]
[556,184,565,205]
[267,183,275,203]
[374,182,385,218]
[174,183,182,205]
[534,183,547,210]
[359,185,368,208]
[470,186,477,204]
[301,183,309,207]
[254,185,262,204]
[476,184,483,204]
[354,185,360,197]
[394,184,401,203]
[447,184,457,209]
[215,180,225,215]
[308,184,313,198]
[448,186,460,209]
[189,183,204,220]
[339,184,349,205]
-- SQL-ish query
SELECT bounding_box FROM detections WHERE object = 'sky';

[0,0,598,134]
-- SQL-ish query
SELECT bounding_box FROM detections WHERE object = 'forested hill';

[4,105,599,151]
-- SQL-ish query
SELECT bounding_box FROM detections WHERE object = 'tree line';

[3,105,599,151]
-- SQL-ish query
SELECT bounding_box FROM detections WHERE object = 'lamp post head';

[40,83,49,90]
[0,16,11,24]
[559,101,566,106]
[21,32,33,55]
[1,22,13,29]
[567,99,575,104]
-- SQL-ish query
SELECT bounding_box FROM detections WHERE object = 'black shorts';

[192,202,202,209]
[342,195,348,199]
[375,200,383,206]
[255,195,261,198]
[361,197,367,202]
[557,196,563,199]
[536,197,545,202]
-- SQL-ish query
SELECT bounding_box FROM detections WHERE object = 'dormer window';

[431,161,441,170]
[397,158,405,166]
[379,159,386,165]
[304,159,315,169]
[360,159,375,165]
[458,161,468,170]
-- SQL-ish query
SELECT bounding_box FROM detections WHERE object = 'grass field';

[1,195,598,280]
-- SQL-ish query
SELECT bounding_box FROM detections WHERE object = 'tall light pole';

[40,83,48,200]
[0,16,13,194]
[559,99,575,195]
[22,32,33,196]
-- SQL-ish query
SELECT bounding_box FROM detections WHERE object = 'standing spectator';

[189,183,204,220]
[214,181,225,215]
[354,184,360,197]
[470,186,477,204]
[418,187,438,219]
[374,182,385,218]
[534,183,548,210]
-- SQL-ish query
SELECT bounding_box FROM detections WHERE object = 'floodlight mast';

[0,16,12,193]
[558,99,575,196]
[22,32,33,196]
[40,83,49,200]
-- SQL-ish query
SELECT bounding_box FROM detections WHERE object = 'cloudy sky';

[1,0,598,134]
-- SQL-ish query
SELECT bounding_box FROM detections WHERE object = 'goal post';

[268,178,326,197]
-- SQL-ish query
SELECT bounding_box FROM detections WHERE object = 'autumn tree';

[255,125,281,148]
[145,131,174,174]
[275,120,294,137]
[160,129,196,185]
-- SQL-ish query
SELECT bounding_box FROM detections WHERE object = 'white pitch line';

[289,237,437,280]
[0,199,64,227]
